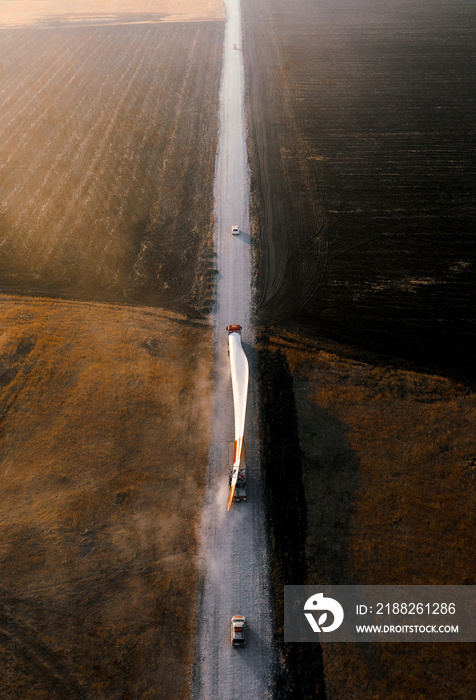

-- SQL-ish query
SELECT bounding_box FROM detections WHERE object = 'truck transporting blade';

[226,325,249,510]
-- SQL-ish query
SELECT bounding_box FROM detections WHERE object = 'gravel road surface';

[193,0,274,697]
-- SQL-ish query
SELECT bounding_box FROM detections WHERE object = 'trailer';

[226,324,249,510]
[228,441,246,502]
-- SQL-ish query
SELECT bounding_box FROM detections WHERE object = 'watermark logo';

[304,593,344,633]
[286,585,475,642]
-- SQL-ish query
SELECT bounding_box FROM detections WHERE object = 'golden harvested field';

[0,295,212,698]
[0,1,225,27]
[258,332,475,698]
[0,5,223,695]
[0,18,223,313]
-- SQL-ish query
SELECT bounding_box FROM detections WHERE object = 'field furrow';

[0,21,223,313]
[0,31,91,153]
[0,32,74,112]
[2,35,113,237]
[36,34,152,264]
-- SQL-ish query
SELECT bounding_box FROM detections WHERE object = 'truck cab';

[226,324,242,334]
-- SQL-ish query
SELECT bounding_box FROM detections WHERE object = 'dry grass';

[0,1,225,27]
[0,295,212,698]
[268,331,475,698]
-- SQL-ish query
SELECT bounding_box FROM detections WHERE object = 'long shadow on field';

[258,337,389,694]
[257,342,326,700]
[293,382,362,586]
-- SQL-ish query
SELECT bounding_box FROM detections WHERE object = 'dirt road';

[193,0,274,697]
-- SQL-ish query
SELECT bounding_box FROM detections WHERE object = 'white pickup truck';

[230,615,246,646]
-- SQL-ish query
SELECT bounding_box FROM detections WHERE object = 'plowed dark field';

[244,0,475,384]
[0,19,223,315]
